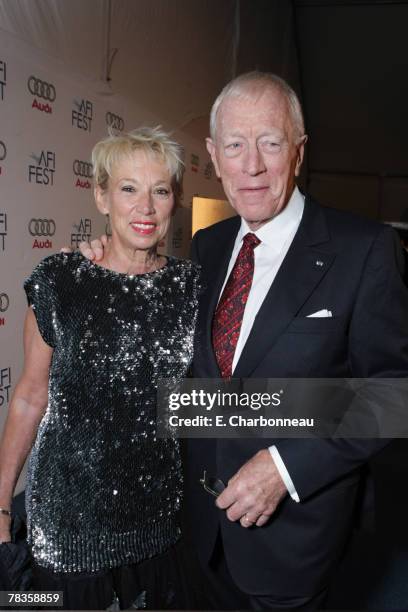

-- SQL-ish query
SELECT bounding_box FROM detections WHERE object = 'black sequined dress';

[24,252,200,575]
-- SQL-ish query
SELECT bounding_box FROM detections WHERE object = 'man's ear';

[206,137,221,178]
[295,135,308,177]
[94,185,109,215]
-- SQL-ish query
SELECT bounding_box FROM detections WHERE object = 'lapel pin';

[315,260,324,267]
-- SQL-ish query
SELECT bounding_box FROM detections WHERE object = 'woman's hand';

[0,513,11,543]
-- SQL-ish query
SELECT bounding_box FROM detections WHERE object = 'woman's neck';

[99,242,166,275]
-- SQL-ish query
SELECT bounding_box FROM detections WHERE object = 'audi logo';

[73,159,93,178]
[106,112,124,131]
[27,76,56,102]
[28,219,56,237]
[0,293,9,313]
[0,140,6,161]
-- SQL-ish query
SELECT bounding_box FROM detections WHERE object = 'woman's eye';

[121,185,135,193]
[154,188,171,197]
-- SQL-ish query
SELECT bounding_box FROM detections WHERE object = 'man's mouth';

[239,186,268,192]
[130,221,156,235]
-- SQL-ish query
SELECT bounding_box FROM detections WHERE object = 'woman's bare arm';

[0,308,53,542]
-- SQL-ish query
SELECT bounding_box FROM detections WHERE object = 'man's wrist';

[268,445,300,503]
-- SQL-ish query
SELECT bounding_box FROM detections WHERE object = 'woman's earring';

[105,214,112,238]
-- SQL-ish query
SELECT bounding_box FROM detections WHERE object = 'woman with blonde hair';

[0,127,200,609]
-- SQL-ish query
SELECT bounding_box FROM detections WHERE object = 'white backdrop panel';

[0,29,224,492]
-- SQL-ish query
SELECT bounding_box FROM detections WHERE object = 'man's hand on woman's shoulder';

[60,235,108,261]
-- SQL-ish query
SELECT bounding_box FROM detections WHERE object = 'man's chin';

[235,206,278,229]
[234,194,289,228]
[245,218,273,231]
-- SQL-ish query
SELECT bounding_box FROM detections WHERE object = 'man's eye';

[261,141,281,151]
[225,142,243,157]
[121,185,135,192]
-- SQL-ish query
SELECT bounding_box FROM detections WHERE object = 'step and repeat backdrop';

[0,30,224,487]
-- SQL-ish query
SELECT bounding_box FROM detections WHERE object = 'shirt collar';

[238,186,305,251]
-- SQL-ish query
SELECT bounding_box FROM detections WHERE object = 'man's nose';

[244,145,266,175]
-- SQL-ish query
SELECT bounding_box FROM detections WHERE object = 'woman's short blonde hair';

[92,126,184,199]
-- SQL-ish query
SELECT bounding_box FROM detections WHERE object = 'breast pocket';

[286,315,347,334]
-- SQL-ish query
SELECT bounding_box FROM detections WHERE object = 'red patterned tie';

[212,233,261,378]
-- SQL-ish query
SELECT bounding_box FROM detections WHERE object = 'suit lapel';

[234,197,336,378]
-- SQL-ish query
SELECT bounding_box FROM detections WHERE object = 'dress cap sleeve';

[24,255,61,347]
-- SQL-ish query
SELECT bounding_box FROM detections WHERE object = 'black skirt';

[32,540,194,610]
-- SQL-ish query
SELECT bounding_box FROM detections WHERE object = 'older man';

[79,72,408,610]
[184,72,408,610]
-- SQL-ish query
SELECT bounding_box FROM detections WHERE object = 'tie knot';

[243,233,261,250]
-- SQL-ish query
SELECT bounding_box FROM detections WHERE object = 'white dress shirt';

[220,186,305,502]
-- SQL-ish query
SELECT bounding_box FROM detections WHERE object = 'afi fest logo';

[106,111,124,132]
[72,98,93,131]
[73,159,92,189]
[29,218,56,249]
[27,75,56,114]
[0,212,7,251]
[0,367,11,408]
[204,161,213,180]
[28,150,56,186]
[0,293,9,327]
[71,218,92,248]
[0,60,6,101]
[172,227,183,250]
[0,140,6,176]
[191,153,199,173]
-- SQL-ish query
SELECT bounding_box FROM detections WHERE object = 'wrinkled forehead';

[217,86,293,138]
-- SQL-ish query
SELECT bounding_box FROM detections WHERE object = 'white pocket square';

[306,309,333,318]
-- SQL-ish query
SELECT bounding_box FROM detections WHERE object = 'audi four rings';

[106,112,124,131]
[27,76,56,102]
[73,160,93,178]
[28,219,56,237]
[0,293,9,313]
[0,141,6,161]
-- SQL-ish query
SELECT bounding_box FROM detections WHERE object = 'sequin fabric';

[23,252,200,573]
[212,233,260,377]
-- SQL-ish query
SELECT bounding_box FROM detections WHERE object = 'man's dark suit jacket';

[186,195,408,599]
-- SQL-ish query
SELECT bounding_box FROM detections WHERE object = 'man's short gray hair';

[210,71,305,142]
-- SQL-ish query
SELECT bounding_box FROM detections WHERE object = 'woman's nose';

[135,193,155,215]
